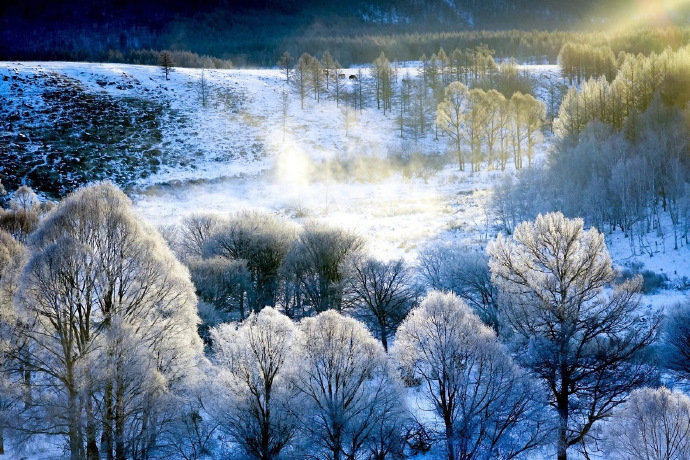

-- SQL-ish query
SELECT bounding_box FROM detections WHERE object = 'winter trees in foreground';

[603,387,690,460]
[295,310,405,460]
[488,212,658,460]
[393,291,548,460]
[211,308,301,460]
[13,183,204,460]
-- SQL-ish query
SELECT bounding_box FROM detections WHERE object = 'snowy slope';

[1,61,687,307]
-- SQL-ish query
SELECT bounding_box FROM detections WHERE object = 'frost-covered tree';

[393,291,548,460]
[660,301,690,385]
[204,211,296,313]
[9,186,39,213]
[488,212,658,460]
[295,310,405,460]
[211,308,301,460]
[0,185,41,243]
[283,225,363,314]
[603,387,690,460]
[349,257,417,351]
[178,213,221,261]
[15,183,203,460]
[417,245,500,332]
[0,230,24,454]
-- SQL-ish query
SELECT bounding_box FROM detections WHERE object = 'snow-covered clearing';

[1,61,688,307]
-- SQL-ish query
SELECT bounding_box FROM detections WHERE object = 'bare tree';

[349,257,417,351]
[277,51,293,82]
[283,225,363,314]
[660,301,690,385]
[417,245,500,332]
[204,211,296,313]
[159,51,174,80]
[295,53,313,109]
[437,82,470,171]
[178,213,221,261]
[199,69,209,107]
[488,212,658,460]
[0,230,24,455]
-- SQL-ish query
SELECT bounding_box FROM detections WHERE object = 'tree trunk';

[445,421,455,460]
[115,380,126,460]
[68,389,82,460]
[86,395,100,460]
[102,383,114,460]
[557,369,569,460]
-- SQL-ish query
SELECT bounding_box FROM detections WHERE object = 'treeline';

[494,45,690,255]
[2,19,689,67]
[2,184,689,459]
[278,26,690,67]
[104,49,233,69]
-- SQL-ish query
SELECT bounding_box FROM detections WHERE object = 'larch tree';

[321,51,335,91]
[277,51,293,82]
[15,183,204,460]
[467,88,488,172]
[487,212,658,460]
[159,51,174,80]
[373,52,393,114]
[295,53,313,109]
[436,82,470,172]
[295,310,405,460]
[393,291,548,460]
[522,93,546,167]
[509,92,529,169]
[211,308,302,460]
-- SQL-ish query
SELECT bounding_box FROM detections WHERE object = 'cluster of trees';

[436,82,545,172]
[169,211,417,352]
[281,46,543,171]
[555,45,690,141]
[3,181,690,460]
[286,51,361,110]
[558,42,617,84]
[495,45,690,255]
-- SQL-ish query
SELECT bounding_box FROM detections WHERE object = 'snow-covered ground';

[1,61,688,308]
